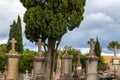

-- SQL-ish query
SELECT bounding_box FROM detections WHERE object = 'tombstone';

[0,72,3,80]
[86,38,99,80]
[6,38,20,80]
[23,70,29,80]
[53,48,62,80]
[33,39,46,80]
[60,45,73,80]
[108,46,120,75]
[76,54,82,77]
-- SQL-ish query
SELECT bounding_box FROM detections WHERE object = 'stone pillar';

[86,38,99,80]
[76,54,82,77]
[33,56,46,79]
[33,39,46,80]
[6,38,20,80]
[54,50,62,80]
[60,45,73,80]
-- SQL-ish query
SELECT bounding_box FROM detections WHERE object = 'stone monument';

[23,70,29,80]
[76,54,82,77]
[108,46,120,75]
[60,45,73,80]
[33,39,46,80]
[6,38,20,80]
[53,49,62,80]
[86,38,99,80]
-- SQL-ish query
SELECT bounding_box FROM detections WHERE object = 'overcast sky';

[0,0,120,54]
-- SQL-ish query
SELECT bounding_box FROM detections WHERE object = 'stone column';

[76,54,82,77]
[54,49,62,80]
[6,38,20,80]
[60,45,73,80]
[33,39,46,80]
[33,56,46,79]
[86,38,99,80]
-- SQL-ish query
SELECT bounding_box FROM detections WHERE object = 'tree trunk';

[46,38,55,80]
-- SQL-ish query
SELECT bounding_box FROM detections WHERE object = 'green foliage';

[80,54,87,69]
[94,37,101,57]
[0,44,7,53]
[107,41,120,51]
[98,57,107,71]
[20,0,86,79]
[20,0,86,42]
[94,37,107,71]
[0,52,6,72]
[67,48,81,64]
[19,49,36,73]
[7,15,23,53]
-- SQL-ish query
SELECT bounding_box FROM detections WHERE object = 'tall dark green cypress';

[94,37,101,57]
[94,37,107,71]
[7,15,23,53]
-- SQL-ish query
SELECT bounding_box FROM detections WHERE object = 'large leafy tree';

[20,0,86,79]
[7,16,23,53]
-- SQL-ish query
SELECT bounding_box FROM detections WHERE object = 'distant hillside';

[102,56,112,64]
[102,56,120,64]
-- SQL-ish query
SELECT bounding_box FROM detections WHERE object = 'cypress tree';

[94,37,101,57]
[94,37,107,71]
[7,15,23,53]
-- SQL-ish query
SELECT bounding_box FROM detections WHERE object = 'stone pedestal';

[60,53,73,80]
[33,56,46,80]
[76,54,82,77]
[54,56,61,80]
[6,53,19,80]
[86,56,99,80]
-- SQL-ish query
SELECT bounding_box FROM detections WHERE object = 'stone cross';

[10,38,17,52]
[88,38,95,50]
[35,39,44,56]
[113,46,117,56]
[88,38,96,56]
[64,45,69,54]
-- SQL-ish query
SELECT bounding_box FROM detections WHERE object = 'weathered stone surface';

[33,57,46,75]
[33,39,46,80]
[6,54,20,80]
[6,38,20,80]
[86,38,99,80]
[60,45,73,80]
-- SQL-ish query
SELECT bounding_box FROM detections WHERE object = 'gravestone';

[60,45,74,80]
[53,49,62,80]
[23,70,29,80]
[33,39,46,80]
[0,72,3,80]
[86,38,99,80]
[76,54,82,77]
[6,38,20,80]
[108,46,120,75]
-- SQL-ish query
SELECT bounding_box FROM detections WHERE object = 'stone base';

[6,54,20,80]
[33,56,46,80]
[60,74,75,80]
[86,56,99,80]
[34,75,45,80]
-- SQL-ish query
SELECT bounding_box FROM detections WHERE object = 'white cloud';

[0,0,25,35]
[0,38,8,44]
[93,0,120,8]
[86,13,114,23]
